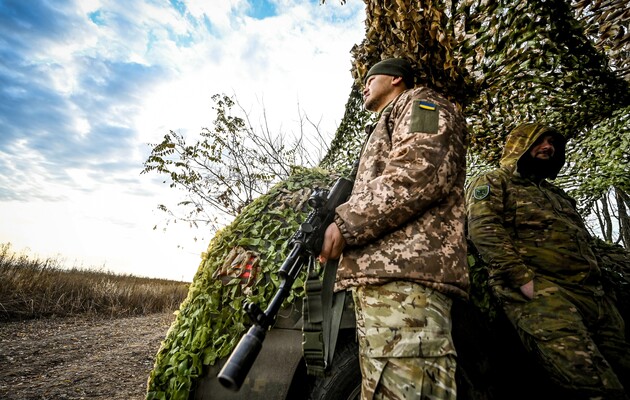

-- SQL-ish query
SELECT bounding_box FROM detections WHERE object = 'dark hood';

[499,123,566,180]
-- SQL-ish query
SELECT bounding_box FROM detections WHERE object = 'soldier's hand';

[318,222,346,263]
[520,280,534,299]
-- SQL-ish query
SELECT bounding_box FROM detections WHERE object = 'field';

[0,243,189,399]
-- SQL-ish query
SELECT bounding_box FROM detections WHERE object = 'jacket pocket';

[362,326,456,358]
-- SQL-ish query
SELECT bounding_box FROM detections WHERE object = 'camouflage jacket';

[466,123,601,291]
[334,86,469,299]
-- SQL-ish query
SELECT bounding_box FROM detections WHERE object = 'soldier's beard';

[518,154,554,181]
[364,95,382,112]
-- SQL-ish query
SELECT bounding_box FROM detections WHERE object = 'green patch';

[473,184,490,200]
[410,99,439,133]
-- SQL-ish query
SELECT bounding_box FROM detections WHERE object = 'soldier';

[466,123,630,399]
[319,58,469,400]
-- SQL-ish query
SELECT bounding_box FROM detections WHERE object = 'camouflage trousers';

[496,277,630,399]
[352,281,457,400]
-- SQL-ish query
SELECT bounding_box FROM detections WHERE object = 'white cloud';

[134,0,365,168]
[0,140,68,201]
[0,0,365,281]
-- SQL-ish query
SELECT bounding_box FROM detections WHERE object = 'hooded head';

[499,123,567,180]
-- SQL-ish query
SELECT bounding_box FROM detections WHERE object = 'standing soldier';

[466,123,630,399]
[319,58,469,400]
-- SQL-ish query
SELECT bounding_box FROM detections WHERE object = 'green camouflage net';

[341,0,629,162]
[146,168,337,400]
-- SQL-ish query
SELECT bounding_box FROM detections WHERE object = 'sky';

[0,0,366,282]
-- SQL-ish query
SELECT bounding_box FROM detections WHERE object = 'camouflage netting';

[331,0,630,225]
[148,0,629,398]
[146,168,338,400]
[560,106,630,212]
[349,0,472,105]
[339,0,629,163]
[454,0,629,163]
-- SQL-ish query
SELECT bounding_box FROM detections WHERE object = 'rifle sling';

[303,162,360,377]
[303,258,345,377]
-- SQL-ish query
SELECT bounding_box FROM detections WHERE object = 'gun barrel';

[217,325,266,391]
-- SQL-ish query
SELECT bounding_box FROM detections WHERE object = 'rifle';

[217,175,354,391]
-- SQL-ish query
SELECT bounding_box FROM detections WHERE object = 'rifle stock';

[217,176,353,391]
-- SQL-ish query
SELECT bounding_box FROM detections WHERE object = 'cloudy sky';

[0,0,365,281]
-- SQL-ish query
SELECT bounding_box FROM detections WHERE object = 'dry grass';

[0,243,189,321]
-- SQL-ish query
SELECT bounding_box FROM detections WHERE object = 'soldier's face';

[528,135,556,160]
[363,74,394,112]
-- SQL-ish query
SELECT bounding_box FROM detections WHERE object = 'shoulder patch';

[473,184,490,200]
[410,99,439,134]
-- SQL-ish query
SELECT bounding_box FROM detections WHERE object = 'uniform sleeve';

[466,172,535,288]
[335,96,464,246]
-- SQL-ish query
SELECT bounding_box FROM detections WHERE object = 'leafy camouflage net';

[146,168,337,399]
[328,0,629,219]
[341,0,629,161]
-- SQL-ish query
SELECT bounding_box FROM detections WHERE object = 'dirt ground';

[0,312,176,400]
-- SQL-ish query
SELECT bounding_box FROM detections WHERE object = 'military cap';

[364,58,414,89]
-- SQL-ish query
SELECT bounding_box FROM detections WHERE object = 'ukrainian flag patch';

[410,99,439,133]
[418,101,436,111]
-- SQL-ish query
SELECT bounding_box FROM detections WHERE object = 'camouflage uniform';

[335,86,469,399]
[466,123,630,399]
[353,282,457,400]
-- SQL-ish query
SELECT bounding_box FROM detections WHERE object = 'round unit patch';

[473,184,490,200]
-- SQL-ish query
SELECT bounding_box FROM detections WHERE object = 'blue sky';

[0,0,364,281]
